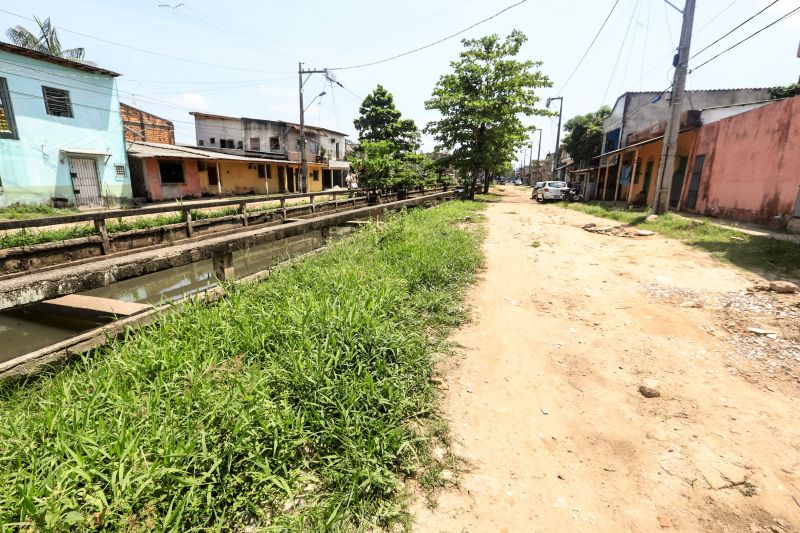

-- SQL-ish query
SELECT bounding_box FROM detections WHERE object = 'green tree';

[6,16,87,61]
[348,141,436,192]
[425,30,552,198]
[770,83,800,99]
[353,85,420,153]
[561,106,611,168]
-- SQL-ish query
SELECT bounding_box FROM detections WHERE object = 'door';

[669,156,688,208]
[69,157,102,206]
[278,166,286,192]
[287,168,296,193]
[642,159,654,199]
[208,165,219,186]
[685,155,705,210]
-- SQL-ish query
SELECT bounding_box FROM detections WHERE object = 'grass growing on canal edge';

[0,201,484,531]
[0,204,79,220]
[560,202,800,277]
[0,201,314,249]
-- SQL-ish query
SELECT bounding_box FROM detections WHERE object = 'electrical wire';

[602,0,640,105]
[0,8,294,74]
[328,0,528,71]
[557,0,623,93]
[691,5,800,72]
[690,0,781,60]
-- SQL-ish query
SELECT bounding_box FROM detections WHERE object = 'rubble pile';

[582,223,655,238]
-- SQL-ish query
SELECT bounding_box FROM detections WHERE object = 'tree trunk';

[468,167,479,200]
[482,168,490,194]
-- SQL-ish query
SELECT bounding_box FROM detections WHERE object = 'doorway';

[670,156,688,208]
[685,155,705,210]
[69,157,102,207]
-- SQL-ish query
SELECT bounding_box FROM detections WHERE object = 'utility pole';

[546,97,563,179]
[652,0,696,214]
[530,128,543,198]
[298,62,331,193]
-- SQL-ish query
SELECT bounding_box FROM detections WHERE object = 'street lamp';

[546,97,564,180]
[304,91,326,112]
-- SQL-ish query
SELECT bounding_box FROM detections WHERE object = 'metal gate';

[69,157,102,206]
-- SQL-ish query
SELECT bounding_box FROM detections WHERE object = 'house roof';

[0,42,120,77]
[126,141,296,164]
[189,111,349,137]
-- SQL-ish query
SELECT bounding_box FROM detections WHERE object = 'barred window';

[0,77,18,139]
[42,86,73,118]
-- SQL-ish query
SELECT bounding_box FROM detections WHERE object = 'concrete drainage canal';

[0,227,354,364]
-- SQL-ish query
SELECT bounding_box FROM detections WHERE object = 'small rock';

[636,229,656,236]
[582,223,597,229]
[433,446,446,463]
[730,236,746,242]
[541,408,550,415]
[645,214,659,222]
[639,385,661,398]
[430,377,449,390]
[440,469,454,482]
[657,515,672,528]
[679,300,702,308]
[748,327,778,338]
[557,474,565,480]
[769,281,799,294]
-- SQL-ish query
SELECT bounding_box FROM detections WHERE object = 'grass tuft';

[0,201,485,531]
[561,202,800,277]
[0,204,79,221]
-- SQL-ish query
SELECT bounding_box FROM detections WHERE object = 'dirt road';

[414,188,800,532]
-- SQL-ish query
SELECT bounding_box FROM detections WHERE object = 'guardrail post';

[310,195,315,213]
[280,198,287,220]
[182,208,194,237]
[213,252,234,281]
[238,202,248,227]
[94,219,111,255]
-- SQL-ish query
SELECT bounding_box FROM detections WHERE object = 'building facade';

[190,112,350,190]
[121,103,175,144]
[0,43,131,207]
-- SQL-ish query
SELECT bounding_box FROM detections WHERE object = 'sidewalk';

[680,213,800,244]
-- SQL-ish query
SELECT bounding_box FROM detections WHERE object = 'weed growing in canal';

[0,204,79,220]
[0,201,484,530]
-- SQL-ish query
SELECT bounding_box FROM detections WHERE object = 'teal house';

[0,42,131,207]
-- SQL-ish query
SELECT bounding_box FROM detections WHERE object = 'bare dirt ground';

[413,187,800,532]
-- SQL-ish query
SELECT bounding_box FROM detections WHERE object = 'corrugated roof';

[126,142,297,163]
[0,42,120,76]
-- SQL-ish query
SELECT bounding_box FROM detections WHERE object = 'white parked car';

[536,181,568,202]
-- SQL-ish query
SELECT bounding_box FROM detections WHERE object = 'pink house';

[681,95,800,229]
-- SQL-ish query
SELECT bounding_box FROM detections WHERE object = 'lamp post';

[546,97,563,180]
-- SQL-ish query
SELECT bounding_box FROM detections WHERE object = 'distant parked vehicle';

[535,181,568,202]
[513,179,523,186]
[531,181,545,199]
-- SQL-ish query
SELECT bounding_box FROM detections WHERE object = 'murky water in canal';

[1,229,349,363]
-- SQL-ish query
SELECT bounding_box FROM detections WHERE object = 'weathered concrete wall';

[142,157,203,201]
[686,97,800,226]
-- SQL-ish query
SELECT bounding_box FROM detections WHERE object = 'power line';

[0,8,294,74]
[558,0,623,93]
[691,5,800,72]
[328,0,528,71]
[690,0,781,60]
[602,0,640,105]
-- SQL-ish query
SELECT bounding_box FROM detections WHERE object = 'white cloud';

[175,93,210,111]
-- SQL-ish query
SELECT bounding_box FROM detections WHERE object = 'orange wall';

[685,96,800,225]
[201,161,325,196]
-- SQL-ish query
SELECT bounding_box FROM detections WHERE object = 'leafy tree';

[561,106,611,168]
[354,85,420,153]
[6,16,88,61]
[348,141,436,192]
[425,30,552,198]
[770,83,800,99]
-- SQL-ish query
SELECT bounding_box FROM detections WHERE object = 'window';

[310,141,318,154]
[250,137,260,151]
[198,139,205,146]
[0,77,18,139]
[312,169,319,181]
[258,164,265,178]
[42,86,73,117]
[237,140,243,149]
[198,161,208,172]
[210,137,216,144]
[269,136,280,150]
[115,165,126,177]
[158,160,185,184]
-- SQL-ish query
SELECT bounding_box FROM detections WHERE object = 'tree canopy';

[561,106,611,168]
[770,83,800,100]
[6,16,88,62]
[424,30,552,197]
[353,85,419,153]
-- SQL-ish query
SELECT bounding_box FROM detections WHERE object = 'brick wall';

[121,103,175,144]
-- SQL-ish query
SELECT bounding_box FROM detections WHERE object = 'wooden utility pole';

[547,97,564,179]
[652,0,696,214]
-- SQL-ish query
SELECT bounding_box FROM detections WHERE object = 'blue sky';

[1,0,798,166]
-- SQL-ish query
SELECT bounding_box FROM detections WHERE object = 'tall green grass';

[562,203,800,277]
[0,204,79,221]
[0,201,484,531]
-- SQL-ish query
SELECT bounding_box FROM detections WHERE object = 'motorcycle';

[562,186,584,203]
